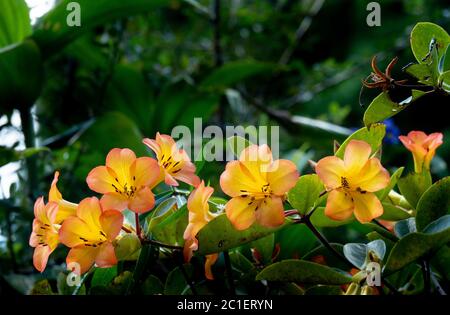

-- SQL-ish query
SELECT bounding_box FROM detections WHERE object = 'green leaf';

[423,215,450,234]
[397,171,432,209]
[256,260,351,285]
[310,207,353,227]
[141,275,164,295]
[32,0,170,57]
[226,135,252,158]
[384,217,450,274]
[441,70,450,93]
[431,246,450,281]
[56,272,86,295]
[200,60,278,90]
[404,63,433,84]
[364,223,398,242]
[152,205,188,246]
[114,234,141,261]
[0,40,43,108]
[377,167,404,201]
[363,91,426,127]
[287,174,324,215]
[302,243,348,271]
[0,0,31,48]
[334,124,386,159]
[144,197,178,237]
[410,22,450,64]
[164,264,193,295]
[0,146,49,167]
[249,234,274,264]
[91,267,118,287]
[196,214,291,255]
[31,279,56,295]
[380,203,412,221]
[415,177,450,231]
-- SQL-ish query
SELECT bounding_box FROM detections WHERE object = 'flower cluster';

[29,130,443,280]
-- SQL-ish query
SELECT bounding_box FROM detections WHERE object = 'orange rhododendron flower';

[29,197,59,272]
[143,133,200,187]
[315,140,390,223]
[399,131,443,173]
[49,171,78,223]
[59,197,123,274]
[86,148,160,213]
[183,181,218,280]
[220,144,299,230]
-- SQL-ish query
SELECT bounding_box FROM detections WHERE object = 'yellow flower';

[59,197,123,274]
[49,171,78,223]
[220,144,299,230]
[143,133,200,187]
[315,140,390,223]
[399,131,443,173]
[29,197,59,272]
[183,181,218,280]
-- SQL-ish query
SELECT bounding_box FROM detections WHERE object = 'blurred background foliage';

[0,0,449,294]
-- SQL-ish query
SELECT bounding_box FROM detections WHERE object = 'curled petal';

[204,254,219,280]
[225,197,256,230]
[353,158,390,192]
[173,163,200,187]
[33,245,53,273]
[183,237,198,263]
[353,192,383,223]
[324,189,354,221]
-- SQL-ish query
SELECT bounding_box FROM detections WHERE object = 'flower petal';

[131,157,160,187]
[77,197,102,229]
[100,193,129,212]
[255,196,285,228]
[220,161,263,197]
[225,197,256,230]
[353,158,390,192]
[173,164,201,187]
[128,186,155,213]
[59,217,93,247]
[105,148,136,183]
[66,246,98,275]
[352,192,383,223]
[324,189,354,221]
[266,159,299,195]
[95,242,117,268]
[86,166,115,194]
[100,210,123,241]
[33,245,53,273]
[183,237,197,263]
[204,254,219,280]
[316,156,346,190]
[344,140,372,174]
[239,144,273,178]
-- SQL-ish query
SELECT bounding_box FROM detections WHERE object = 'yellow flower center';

[340,176,367,194]
[111,177,137,198]
[160,154,182,174]
[79,230,108,248]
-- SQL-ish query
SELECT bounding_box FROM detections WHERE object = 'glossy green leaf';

[377,167,404,201]
[410,22,450,64]
[343,240,386,269]
[200,60,278,90]
[144,197,178,237]
[0,0,31,48]
[397,171,432,209]
[302,243,348,271]
[32,0,169,57]
[164,264,193,295]
[384,217,450,274]
[114,234,141,261]
[304,285,343,295]
[256,260,351,285]
[196,214,291,255]
[152,205,188,246]
[415,177,450,231]
[380,203,412,221]
[334,124,386,159]
[441,70,450,93]
[287,174,324,215]
[249,234,274,264]
[404,63,433,84]
[363,91,426,127]
[91,267,118,287]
